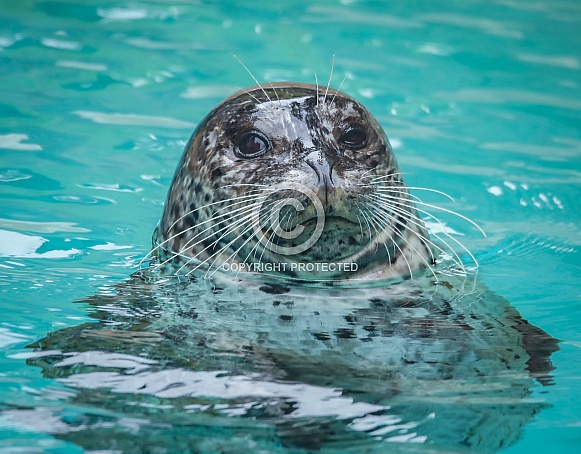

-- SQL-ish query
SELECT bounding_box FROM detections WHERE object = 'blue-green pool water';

[1,0,580,452]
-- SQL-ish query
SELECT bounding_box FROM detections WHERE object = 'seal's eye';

[340,128,367,150]
[236,132,270,159]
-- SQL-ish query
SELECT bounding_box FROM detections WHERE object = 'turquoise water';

[1,0,580,452]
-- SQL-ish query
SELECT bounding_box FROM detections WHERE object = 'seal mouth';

[301,214,359,228]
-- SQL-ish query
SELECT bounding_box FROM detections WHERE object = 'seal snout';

[305,149,336,187]
[304,148,343,215]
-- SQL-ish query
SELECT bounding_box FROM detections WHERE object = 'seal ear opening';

[514,318,559,386]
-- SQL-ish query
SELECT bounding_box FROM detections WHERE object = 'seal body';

[155,83,432,281]
[20,83,558,453]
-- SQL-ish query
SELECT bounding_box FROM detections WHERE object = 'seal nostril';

[306,158,336,187]
[306,160,322,184]
[306,150,336,187]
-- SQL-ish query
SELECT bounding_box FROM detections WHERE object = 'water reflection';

[20,271,557,452]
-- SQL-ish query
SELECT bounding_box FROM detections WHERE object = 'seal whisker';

[354,212,365,237]
[374,185,457,203]
[376,187,484,237]
[175,202,264,257]
[323,54,335,105]
[143,221,203,270]
[353,201,375,243]
[160,185,294,275]
[232,54,272,103]
[314,71,320,107]
[364,192,465,270]
[366,198,439,281]
[179,206,262,276]
[197,191,293,273]
[360,171,407,182]
[363,192,436,255]
[205,195,295,277]
[167,190,266,233]
[368,192,475,270]
[267,80,281,106]
[374,187,485,243]
[329,74,348,106]
[169,193,269,250]
[213,196,297,278]
[181,198,267,256]
[357,168,379,181]
[360,205,393,264]
[164,197,269,272]
[236,86,262,104]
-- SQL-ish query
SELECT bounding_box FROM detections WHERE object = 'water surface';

[0,1,580,452]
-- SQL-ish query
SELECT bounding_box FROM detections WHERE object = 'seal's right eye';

[235,132,270,159]
[340,128,368,150]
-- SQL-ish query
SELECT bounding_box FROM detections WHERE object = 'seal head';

[155,83,432,281]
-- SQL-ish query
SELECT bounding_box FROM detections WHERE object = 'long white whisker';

[363,193,440,261]
[174,197,268,256]
[377,189,485,237]
[180,206,262,276]
[365,192,466,271]
[366,198,438,281]
[166,187,266,234]
[232,54,272,103]
[329,74,348,105]
[373,185,456,203]
[206,196,293,277]
[372,192,477,269]
[323,54,335,105]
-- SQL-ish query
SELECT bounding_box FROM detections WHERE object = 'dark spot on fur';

[279,314,293,322]
[176,308,198,319]
[259,284,291,295]
[188,210,199,225]
[369,298,388,308]
[335,328,357,339]
[211,167,222,180]
[313,332,331,341]
[344,315,357,324]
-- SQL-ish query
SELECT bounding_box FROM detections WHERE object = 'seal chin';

[270,217,369,263]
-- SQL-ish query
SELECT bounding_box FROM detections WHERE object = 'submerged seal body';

[154,82,432,281]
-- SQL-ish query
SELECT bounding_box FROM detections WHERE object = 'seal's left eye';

[340,128,367,150]
[236,132,270,159]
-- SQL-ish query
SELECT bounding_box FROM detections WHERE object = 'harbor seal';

[151,82,450,282]
[19,82,558,453]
